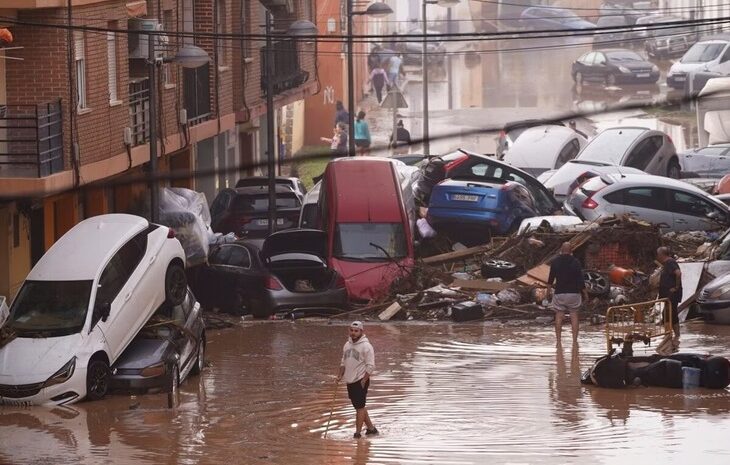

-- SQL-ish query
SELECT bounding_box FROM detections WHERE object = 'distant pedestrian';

[389,120,411,154]
[337,321,377,439]
[335,101,349,127]
[321,123,348,158]
[354,111,371,156]
[657,246,682,340]
[387,53,403,89]
[548,242,588,343]
[369,65,389,104]
[368,44,383,71]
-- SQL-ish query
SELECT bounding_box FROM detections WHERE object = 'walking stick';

[323,380,339,439]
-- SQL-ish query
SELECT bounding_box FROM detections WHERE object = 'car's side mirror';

[96,302,111,322]
[707,211,722,221]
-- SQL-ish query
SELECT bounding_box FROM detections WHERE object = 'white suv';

[0,214,186,406]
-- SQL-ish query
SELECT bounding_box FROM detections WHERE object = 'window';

[721,46,730,63]
[302,0,314,21]
[210,244,251,268]
[182,0,194,46]
[580,128,645,164]
[671,190,725,218]
[74,31,87,110]
[556,139,581,168]
[107,24,118,103]
[583,52,597,65]
[618,187,667,210]
[333,223,408,261]
[95,231,148,309]
[7,280,93,336]
[697,146,730,157]
[231,193,300,211]
[625,136,663,170]
[210,190,234,218]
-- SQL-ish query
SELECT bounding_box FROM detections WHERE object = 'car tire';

[584,271,610,297]
[481,259,520,281]
[191,336,205,376]
[86,359,111,401]
[667,159,681,179]
[165,262,187,306]
[605,74,617,87]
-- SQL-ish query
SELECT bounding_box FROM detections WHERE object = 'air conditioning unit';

[128,18,165,60]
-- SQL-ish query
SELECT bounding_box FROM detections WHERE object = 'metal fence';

[0,100,64,178]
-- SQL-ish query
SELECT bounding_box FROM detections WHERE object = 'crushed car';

[111,287,205,394]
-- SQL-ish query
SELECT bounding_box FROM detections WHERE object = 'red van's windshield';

[333,223,408,261]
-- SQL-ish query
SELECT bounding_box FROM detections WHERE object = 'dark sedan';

[520,7,595,31]
[210,185,302,244]
[572,49,660,86]
[191,229,348,318]
[110,288,205,395]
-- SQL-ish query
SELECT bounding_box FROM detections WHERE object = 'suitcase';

[451,301,484,322]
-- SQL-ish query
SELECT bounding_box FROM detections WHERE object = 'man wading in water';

[548,243,588,343]
[657,246,682,345]
[337,321,378,439]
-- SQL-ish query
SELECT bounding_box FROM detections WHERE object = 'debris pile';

[349,217,691,324]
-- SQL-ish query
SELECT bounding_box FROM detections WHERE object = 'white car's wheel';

[165,263,187,306]
[86,359,110,401]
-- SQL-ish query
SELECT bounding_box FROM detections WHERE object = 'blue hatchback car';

[427,178,540,238]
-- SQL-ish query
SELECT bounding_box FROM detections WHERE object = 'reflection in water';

[2,323,730,464]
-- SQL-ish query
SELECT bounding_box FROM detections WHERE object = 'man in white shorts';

[548,243,589,343]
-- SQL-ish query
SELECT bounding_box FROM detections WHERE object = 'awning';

[126,1,147,18]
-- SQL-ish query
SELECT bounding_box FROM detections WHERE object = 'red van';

[318,158,415,302]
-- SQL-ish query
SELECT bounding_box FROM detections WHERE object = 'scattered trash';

[417,218,438,239]
[451,301,484,322]
[496,289,521,305]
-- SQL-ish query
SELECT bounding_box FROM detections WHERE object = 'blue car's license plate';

[451,194,479,202]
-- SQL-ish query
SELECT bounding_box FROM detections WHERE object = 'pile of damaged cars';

[0,214,205,406]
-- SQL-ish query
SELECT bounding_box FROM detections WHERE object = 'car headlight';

[618,66,631,74]
[44,357,76,387]
[652,65,659,73]
[140,362,166,378]
[709,282,730,300]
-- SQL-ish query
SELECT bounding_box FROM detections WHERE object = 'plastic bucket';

[682,367,701,389]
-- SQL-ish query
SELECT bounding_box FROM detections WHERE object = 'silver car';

[679,144,730,178]
[541,127,680,199]
[503,125,587,177]
[564,173,730,231]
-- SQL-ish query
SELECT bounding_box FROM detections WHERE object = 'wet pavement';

[3,320,730,464]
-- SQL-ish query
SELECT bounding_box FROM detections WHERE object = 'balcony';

[129,78,150,147]
[260,40,309,96]
[183,64,212,126]
[0,101,64,178]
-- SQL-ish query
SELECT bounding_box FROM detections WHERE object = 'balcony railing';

[129,78,150,146]
[260,40,309,96]
[183,64,212,126]
[0,100,64,178]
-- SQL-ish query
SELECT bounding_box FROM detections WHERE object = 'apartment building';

[0,0,317,299]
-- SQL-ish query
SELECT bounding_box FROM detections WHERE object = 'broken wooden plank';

[378,302,403,321]
[451,279,512,291]
[422,244,493,265]
[527,264,551,283]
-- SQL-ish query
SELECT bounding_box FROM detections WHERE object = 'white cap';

[350,321,364,330]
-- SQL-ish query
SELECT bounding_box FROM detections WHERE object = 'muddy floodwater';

[2,321,730,464]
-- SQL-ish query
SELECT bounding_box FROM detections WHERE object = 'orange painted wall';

[304,0,370,146]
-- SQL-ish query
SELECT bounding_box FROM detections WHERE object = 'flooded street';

[3,321,730,464]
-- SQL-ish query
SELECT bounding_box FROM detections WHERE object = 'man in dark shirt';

[548,243,588,343]
[657,247,682,339]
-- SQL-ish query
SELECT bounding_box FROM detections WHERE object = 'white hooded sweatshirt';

[340,335,375,384]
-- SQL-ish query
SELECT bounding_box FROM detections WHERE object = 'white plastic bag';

[159,188,212,267]
[417,218,437,239]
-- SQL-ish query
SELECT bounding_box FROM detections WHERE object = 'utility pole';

[265,10,277,235]
[422,1,430,156]
[346,0,356,157]
[148,30,159,223]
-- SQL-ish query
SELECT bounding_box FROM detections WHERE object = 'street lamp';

[422,0,459,157]
[347,1,393,157]
[263,12,318,234]
[148,40,211,223]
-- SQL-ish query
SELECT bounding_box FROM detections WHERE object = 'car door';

[210,189,235,230]
[669,189,729,231]
[592,52,608,82]
[711,44,730,74]
[624,135,663,172]
[613,186,672,228]
[687,146,730,177]
[94,230,150,360]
